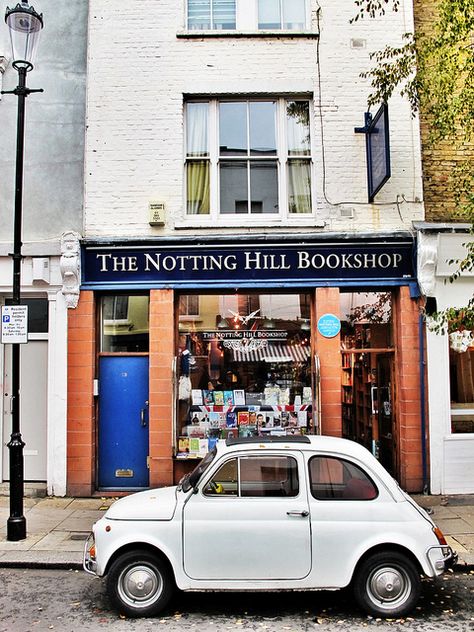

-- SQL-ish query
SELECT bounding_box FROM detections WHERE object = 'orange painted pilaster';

[393,287,423,492]
[149,289,175,487]
[314,287,342,437]
[67,291,96,496]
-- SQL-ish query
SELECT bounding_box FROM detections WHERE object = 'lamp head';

[5,1,43,70]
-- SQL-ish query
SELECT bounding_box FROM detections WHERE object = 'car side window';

[203,455,299,497]
[309,456,378,501]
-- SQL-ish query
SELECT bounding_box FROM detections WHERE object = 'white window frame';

[185,0,310,32]
[183,96,316,226]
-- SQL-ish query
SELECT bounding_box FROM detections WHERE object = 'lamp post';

[1,0,43,541]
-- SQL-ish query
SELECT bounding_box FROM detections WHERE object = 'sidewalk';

[0,492,473,570]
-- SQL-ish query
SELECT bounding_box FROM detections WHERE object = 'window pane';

[283,0,305,29]
[204,458,238,495]
[6,297,49,333]
[250,161,278,214]
[220,102,247,155]
[220,161,248,213]
[258,0,281,29]
[101,295,149,352]
[287,101,310,156]
[288,159,311,214]
[450,346,474,433]
[309,456,378,500]
[250,101,276,156]
[187,103,209,157]
[240,456,299,497]
[188,0,211,29]
[213,0,236,29]
[187,161,210,215]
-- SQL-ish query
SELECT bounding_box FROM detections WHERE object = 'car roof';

[218,435,404,499]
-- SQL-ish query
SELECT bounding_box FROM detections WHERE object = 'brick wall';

[315,287,342,436]
[84,0,423,237]
[67,291,96,496]
[413,0,473,221]
[393,287,423,492]
[149,290,175,487]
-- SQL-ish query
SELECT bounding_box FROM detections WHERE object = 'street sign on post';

[1,305,28,344]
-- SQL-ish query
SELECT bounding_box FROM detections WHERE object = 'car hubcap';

[118,564,162,608]
[367,566,410,608]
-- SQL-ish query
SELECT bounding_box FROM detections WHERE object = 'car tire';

[106,549,174,618]
[353,551,421,618]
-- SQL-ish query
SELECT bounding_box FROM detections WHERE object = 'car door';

[182,451,311,581]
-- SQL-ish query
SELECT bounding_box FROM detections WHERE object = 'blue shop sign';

[82,240,415,290]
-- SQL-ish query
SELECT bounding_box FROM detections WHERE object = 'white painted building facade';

[0,1,87,496]
[418,225,474,494]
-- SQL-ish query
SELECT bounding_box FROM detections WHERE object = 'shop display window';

[176,293,312,458]
[339,292,394,472]
[449,341,474,433]
[100,295,150,352]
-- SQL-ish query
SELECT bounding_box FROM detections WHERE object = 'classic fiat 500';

[84,436,456,618]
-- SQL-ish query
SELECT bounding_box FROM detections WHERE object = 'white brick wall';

[84,0,423,237]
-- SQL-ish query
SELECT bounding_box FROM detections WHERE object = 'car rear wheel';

[353,551,421,618]
[107,549,174,618]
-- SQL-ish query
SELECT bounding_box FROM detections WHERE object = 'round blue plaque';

[317,313,341,338]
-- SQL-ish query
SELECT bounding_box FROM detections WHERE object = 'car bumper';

[83,532,97,576]
[427,545,458,574]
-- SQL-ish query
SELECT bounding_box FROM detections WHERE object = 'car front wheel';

[107,549,174,618]
[353,551,421,618]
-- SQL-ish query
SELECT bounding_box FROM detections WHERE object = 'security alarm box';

[149,201,166,225]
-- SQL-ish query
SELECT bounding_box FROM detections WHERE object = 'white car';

[84,436,456,619]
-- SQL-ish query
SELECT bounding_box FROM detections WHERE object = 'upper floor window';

[185,98,313,221]
[186,0,308,31]
[188,0,236,31]
[258,0,306,30]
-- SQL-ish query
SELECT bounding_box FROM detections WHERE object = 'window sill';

[176,29,319,39]
[173,219,326,230]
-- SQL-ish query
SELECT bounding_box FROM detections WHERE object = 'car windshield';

[179,447,217,493]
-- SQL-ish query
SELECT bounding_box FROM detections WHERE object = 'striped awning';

[232,343,310,363]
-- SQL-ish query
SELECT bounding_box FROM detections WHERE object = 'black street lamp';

[1,0,43,541]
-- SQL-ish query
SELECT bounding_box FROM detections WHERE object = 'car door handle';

[286,510,309,517]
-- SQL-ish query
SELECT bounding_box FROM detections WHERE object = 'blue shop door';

[98,356,149,488]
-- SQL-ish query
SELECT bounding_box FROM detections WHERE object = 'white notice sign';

[1,305,28,344]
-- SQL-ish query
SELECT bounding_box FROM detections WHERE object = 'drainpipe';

[419,314,428,494]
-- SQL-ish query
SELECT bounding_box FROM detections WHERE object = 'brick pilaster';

[394,286,424,492]
[67,291,96,496]
[149,289,175,487]
[315,287,342,437]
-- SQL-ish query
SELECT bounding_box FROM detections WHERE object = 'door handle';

[286,510,309,517]
[140,400,149,427]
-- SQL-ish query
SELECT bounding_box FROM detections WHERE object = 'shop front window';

[101,295,150,352]
[339,292,395,473]
[176,293,312,458]
[449,339,474,433]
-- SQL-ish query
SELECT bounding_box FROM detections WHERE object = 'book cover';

[226,411,237,427]
[239,424,257,438]
[213,390,224,406]
[233,389,245,405]
[223,390,234,406]
[191,389,203,405]
[203,390,214,405]
[222,428,238,440]
[177,437,190,454]
[237,411,250,425]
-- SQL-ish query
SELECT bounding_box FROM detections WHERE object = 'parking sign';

[1,305,28,343]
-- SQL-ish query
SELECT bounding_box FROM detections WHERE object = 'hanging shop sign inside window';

[82,240,415,288]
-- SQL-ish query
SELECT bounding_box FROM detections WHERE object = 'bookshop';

[68,233,425,496]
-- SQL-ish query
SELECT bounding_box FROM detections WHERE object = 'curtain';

[187,161,210,215]
[288,159,311,214]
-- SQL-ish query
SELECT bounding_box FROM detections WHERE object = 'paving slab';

[54,509,104,532]
[32,530,86,553]
[436,518,473,535]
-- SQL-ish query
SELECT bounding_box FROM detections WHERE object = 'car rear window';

[308,456,378,501]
